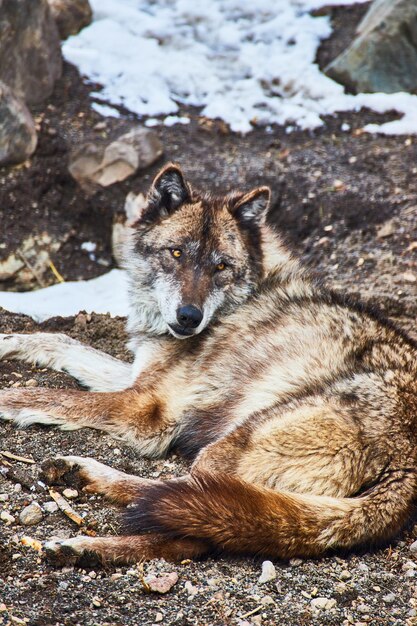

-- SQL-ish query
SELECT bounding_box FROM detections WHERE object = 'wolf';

[0,163,416,566]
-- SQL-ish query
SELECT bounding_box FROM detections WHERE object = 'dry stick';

[48,488,84,526]
[0,451,35,464]
[16,249,46,287]
[49,259,65,283]
[240,605,263,620]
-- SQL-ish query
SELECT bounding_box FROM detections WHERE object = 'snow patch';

[62,0,417,135]
[0,270,129,322]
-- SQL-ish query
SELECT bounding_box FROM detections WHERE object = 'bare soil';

[1,3,417,625]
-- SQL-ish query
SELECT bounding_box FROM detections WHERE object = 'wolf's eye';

[216,262,226,271]
[171,249,182,259]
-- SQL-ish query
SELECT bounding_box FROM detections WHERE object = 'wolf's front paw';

[40,455,113,494]
[44,536,100,567]
[41,456,88,490]
[0,334,21,361]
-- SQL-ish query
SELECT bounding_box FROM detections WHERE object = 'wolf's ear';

[148,164,191,216]
[230,187,271,227]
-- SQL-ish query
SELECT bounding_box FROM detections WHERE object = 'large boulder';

[325,0,417,93]
[0,0,62,105]
[0,81,37,166]
[68,127,163,194]
[47,0,92,39]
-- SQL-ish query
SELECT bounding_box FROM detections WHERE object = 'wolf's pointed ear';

[229,187,271,227]
[148,164,191,216]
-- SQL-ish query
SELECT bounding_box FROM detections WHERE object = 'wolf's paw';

[0,334,21,361]
[41,456,89,490]
[40,455,115,494]
[44,536,101,567]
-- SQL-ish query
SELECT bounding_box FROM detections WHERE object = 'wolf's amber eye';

[171,249,182,259]
[216,262,226,271]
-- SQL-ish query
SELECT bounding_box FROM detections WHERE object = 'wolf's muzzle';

[176,305,203,330]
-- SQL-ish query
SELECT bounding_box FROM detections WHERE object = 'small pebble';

[357,563,369,572]
[63,488,78,499]
[258,560,276,584]
[409,540,417,554]
[403,271,416,283]
[25,379,38,388]
[382,593,395,605]
[144,572,178,594]
[340,570,352,580]
[1,511,15,525]
[0,494,9,502]
[154,613,163,623]
[260,595,275,606]
[184,580,198,597]
[44,501,59,514]
[311,597,337,611]
[19,502,43,526]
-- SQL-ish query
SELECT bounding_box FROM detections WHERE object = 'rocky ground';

[1,2,417,625]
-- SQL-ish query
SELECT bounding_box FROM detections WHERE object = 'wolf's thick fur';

[1,164,416,566]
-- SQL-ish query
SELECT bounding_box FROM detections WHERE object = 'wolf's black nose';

[176,305,203,329]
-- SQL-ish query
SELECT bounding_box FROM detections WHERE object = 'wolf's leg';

[0,333,131,391]
[44,534,209,566]
[0,388,177,457]
[41,455,158,505]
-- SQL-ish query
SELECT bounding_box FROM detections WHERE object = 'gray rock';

[68,127,163,194]
[47,0,92,39]
[0,81,37,166]
[326,0,417,94]
[0,0,62,105]
[410,539,417,553]
[19,502,43,526]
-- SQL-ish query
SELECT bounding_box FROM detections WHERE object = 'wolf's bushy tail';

[124,470,416,558]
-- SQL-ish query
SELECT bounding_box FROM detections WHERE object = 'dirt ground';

[1,2,417,625]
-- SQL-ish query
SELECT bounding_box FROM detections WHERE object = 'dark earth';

[1,3,417,625]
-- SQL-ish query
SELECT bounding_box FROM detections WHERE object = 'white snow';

[0,270,129,322]
[80,241,97,253]
[62,0,417,135]
[91,102,121,118]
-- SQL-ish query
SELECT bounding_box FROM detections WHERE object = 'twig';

[0,451,35,464]
[49,260,65,283]
[240,605,263,619]
[137,561,151,593]
[16,249,46,287]
[48,488,84,526]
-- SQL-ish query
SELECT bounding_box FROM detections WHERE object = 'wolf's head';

[125,164,291,339]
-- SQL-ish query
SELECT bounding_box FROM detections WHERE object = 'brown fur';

[1,163,416,566]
